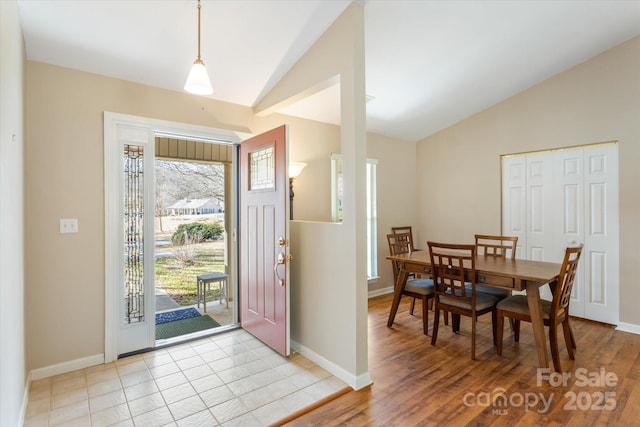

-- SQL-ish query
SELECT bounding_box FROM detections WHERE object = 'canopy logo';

[462,387,553,415]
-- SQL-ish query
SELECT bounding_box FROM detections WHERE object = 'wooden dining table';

[387,250,562,369]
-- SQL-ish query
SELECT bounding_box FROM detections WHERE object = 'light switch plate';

[60,219,78,233]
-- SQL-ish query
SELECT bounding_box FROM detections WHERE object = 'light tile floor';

[24,329,348,426]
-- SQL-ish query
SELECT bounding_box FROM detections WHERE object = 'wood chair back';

[391,226,417,251]
[475,234,518,260]
[552,245,583,317]
[428,242,475,303]
[387,232,413,283]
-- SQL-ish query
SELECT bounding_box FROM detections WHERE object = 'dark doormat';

[155,315,221,340]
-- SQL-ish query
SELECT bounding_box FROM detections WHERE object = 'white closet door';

[555,149,586,317]
[525,152,558,264]
[583,144,619,324]
[501,144,619,324]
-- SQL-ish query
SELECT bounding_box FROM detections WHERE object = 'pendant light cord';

[196,0,202,61]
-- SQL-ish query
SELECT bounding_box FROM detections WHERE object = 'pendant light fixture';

[184,0,213,95]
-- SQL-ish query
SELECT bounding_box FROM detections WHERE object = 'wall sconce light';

[289,162,307,220]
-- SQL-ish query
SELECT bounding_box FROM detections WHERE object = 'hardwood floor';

[284,293,640,426]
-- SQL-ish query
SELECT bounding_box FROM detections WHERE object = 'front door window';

[250,146,275,190]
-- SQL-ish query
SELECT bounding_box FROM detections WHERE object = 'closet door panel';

[525,153,555,264]
[556,150,585,317]
[501,156,527,257]
[583,144,619,324]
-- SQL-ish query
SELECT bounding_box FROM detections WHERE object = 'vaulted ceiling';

[17,0,640,142]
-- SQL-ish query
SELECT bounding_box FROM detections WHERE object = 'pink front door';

[239,125,289,356]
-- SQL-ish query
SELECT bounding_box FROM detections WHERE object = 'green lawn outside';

[155,240,225,306]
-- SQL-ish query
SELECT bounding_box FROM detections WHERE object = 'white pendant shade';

[184,59,213,95]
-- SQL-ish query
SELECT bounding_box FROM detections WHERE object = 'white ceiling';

[17,0,640,142]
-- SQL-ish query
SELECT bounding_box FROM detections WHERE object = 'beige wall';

[0,1,27,425]
[415,35,640,327]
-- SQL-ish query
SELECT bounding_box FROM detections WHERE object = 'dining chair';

[475,234,518,259]
[389,228,446,324]
[391,226,430,298]
[496,244,583,373]
[387,233,434,335]
[391,226,420,251]
[428,242,499,360]
[471,234,519,300]
[389,228,419,310]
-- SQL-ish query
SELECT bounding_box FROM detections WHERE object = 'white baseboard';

[616,322,640,335]
[30,353,105,381]
[291,340,372,391]
[368,286,393,299]
[352,371,374,390]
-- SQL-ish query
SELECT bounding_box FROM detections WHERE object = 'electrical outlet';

[60,219,78,234]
